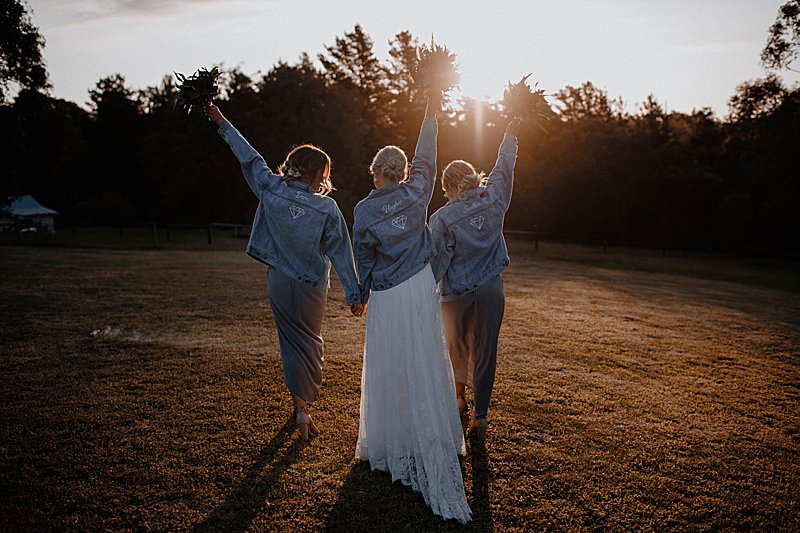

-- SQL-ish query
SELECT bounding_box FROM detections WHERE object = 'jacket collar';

[446,186,482,206]
[287,180,315,194]
[367,182,402,199]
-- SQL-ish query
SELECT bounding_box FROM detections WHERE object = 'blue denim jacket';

[218,120,360,305]
[352,115,438,303]
[429,132,518,301]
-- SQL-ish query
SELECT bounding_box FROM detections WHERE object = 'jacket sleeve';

[218,120,281,196]
[352,221,378,305]
[322,205,360,306]
[406,114,438,204]
[429,213,455,284]
[485,132,518,210]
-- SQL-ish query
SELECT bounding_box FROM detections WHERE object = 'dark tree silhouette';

[553,81,623,121]
[318,24,387,114]
[1,23,797,252]
[761,0,800,72]
[727,75,787,121]
[0,0,49,102]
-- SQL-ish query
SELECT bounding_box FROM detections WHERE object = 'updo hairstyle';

[370,146,408,183]
[442,160,486,197]
[279,144,333,196]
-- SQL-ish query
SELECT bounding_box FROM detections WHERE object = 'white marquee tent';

[3,195,59,232]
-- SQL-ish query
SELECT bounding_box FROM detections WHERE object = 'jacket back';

[352,115,438,303]
[429,132,518,301]
[218,121,360,305]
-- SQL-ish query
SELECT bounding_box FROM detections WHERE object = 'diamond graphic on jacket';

[391,215,407,229]
[470,216,484,229]
[289,205,305,219]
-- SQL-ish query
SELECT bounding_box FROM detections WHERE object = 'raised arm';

[321,206,361,308]
[203,102,279,196]
[406,95,441,203]
[485,118,520,210]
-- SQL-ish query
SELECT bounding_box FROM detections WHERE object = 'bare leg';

[292,391,319,439]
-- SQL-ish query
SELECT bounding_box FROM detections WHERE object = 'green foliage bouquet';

[502,74,554,133]
[413,37,459,98]
[173,66,221,114]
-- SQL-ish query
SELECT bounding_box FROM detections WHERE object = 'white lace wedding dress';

[356,264,472,523]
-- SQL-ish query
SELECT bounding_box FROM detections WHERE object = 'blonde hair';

[442,160,485,197]
[370,145,408,183]
[279,144,334,196]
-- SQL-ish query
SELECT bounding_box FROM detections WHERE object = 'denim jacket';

[429,132,518,301]
[352,115,438,303]
[218,120,360,305]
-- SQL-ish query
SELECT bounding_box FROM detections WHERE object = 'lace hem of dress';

[358,451,472,524]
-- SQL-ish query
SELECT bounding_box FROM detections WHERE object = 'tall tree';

[761,0,800,72]
[385,31,426,147]
[727,75,786,121]
[0,0,49,102]
[553,81,622,121]
[318,24,387,113]
[82,75,144,221]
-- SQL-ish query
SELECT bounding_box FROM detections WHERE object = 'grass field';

[1,237,798,531]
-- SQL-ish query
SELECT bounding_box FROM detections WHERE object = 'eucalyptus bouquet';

[413,37,459,99]
[173,66,221,114]
[502,74,554,133]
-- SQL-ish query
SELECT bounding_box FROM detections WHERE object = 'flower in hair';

[285,166,303,179]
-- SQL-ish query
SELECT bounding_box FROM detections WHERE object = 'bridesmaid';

[352,94,472,523]
[429,118,520,439]
[203,102,363,439]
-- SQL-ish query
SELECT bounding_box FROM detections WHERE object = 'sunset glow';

[25,0,799,116]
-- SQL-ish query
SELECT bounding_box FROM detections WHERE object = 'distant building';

[2,195,59,233]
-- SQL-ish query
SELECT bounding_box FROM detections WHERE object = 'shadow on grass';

[323,445,491,531]
[467,435,494,531]
[195,415,306,533]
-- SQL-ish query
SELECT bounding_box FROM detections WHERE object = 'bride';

[351,93,472,523]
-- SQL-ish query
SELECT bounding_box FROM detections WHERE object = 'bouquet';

[173,66,221,114]
[413,37,460,98]
[502,74,554,133]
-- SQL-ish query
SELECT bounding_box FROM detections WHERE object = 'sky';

[25,0,800,117]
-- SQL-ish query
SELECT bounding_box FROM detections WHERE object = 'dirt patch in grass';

[1,241,798,531]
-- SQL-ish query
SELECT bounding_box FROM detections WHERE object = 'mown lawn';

[1,239,798,531]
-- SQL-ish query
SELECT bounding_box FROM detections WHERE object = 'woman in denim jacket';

[352,96,472,524]
[429,118,520,440]
[204,103,363,440]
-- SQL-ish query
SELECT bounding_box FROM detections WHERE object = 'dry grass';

[0,239,798,531]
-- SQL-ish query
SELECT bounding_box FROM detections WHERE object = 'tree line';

[1,15,799,252]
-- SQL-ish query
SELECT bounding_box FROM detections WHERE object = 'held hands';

[506,117,521,137]
[350,301,367,317]
[202,101,226,126]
